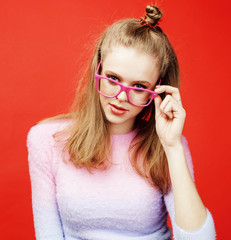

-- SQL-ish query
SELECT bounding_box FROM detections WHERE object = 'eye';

[107,75,119,82]
[134,83,147,89]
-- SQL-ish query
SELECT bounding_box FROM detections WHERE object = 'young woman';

[27,5,216,240]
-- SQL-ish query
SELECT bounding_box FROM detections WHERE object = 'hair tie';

[140,15,158,29]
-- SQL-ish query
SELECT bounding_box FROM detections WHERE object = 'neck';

[109,122,135,135]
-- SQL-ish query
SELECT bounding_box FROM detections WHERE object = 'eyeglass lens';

[98,78,152,106]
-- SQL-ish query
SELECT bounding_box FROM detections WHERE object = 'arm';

[164,137,216,239]
[27,124,65,240]
[154,86,216,238]
[165,141,207,230]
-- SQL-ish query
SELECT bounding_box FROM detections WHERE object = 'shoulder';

[27,119,72,149]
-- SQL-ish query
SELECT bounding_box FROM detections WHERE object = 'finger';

[154,95,163,118]
[156,95,174,119]
[155,85,179,94]
[159,95,176,113]
[155,85,183,106]
[160,95,185,119]
[162,101,174,119]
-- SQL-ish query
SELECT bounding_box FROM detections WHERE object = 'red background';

[0,0,230,239]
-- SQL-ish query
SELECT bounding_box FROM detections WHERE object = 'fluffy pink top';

[27,119,215,240]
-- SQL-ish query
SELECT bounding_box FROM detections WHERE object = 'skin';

[100,45,207,231]
[154,87,207,230]
[100,46,159,134]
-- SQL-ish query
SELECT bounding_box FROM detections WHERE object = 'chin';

[105,112,127,124]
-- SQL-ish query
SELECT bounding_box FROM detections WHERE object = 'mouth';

[109,104,127,115]
[110,104,126,110]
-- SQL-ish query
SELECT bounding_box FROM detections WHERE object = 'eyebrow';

[104,70,152,87]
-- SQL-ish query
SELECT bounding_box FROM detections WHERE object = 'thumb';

[154,95,162,117]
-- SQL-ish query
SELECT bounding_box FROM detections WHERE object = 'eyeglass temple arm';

[96,61,101,74]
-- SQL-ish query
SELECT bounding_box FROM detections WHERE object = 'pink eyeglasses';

[94,62,161,107]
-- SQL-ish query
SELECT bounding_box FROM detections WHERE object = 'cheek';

[131,105,144,116]
[99,95,107,109]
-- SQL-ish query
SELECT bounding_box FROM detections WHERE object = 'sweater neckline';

[110,128,137,142]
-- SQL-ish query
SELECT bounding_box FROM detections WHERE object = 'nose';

[116,90,128,102]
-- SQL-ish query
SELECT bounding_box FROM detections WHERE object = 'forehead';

[102,45,160,83]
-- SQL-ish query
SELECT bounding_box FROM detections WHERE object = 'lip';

[109,104,127,115]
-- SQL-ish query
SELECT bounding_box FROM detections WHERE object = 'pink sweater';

[27,120,216,240]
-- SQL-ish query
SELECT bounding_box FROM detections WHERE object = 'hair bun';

[145,5,163,26]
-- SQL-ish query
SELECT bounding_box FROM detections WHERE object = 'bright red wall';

[0,0,230,239]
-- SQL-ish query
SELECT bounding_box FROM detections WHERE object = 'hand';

[154,85,186,149]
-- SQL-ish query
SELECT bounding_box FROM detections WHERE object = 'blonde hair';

[41,5,180,194]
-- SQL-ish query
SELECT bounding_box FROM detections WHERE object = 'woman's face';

[100,45,160,134]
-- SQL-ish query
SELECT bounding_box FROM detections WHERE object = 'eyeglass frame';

[94,61,161,107]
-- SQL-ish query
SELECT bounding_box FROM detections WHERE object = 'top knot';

[140,5,163,28]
